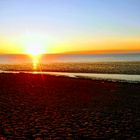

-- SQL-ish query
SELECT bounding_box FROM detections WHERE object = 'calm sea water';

[0,53,140,82]
[0,53,140,64]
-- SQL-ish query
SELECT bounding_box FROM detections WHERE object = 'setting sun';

[25,42,46,56]
[24,40,46,69]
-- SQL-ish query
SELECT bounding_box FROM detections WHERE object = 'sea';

[0,53,140,64]
[0,53,140,83]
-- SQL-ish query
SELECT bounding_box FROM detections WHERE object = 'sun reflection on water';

[32,55,40,70]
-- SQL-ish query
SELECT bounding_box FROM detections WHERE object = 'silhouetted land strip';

[0,73,140,139]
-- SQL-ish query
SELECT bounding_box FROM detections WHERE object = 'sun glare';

[25,42,45,56]
[24,40,46,70]
[32,55,40,70]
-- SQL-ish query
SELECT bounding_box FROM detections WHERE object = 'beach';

[0,73,140,139]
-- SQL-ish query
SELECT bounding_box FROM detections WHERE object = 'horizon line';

[0,49,140,55]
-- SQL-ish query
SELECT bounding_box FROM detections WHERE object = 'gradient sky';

[0,0,140,54]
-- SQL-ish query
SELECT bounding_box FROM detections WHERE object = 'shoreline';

[0,71,140,83]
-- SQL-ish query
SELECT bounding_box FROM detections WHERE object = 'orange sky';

[0,35,140,54]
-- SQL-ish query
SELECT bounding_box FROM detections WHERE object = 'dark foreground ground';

[0,73,140,140]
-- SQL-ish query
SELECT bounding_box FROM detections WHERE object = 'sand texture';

[0,73,140,139]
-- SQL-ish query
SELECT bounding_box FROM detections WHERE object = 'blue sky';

[0,0,140,35]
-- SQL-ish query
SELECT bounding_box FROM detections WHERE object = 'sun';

[24,41,46,70]
[25,42,45,56]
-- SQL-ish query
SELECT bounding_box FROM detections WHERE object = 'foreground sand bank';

[0,73,140,139]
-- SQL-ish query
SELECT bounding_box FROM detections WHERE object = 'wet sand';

[0,73,140,139]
